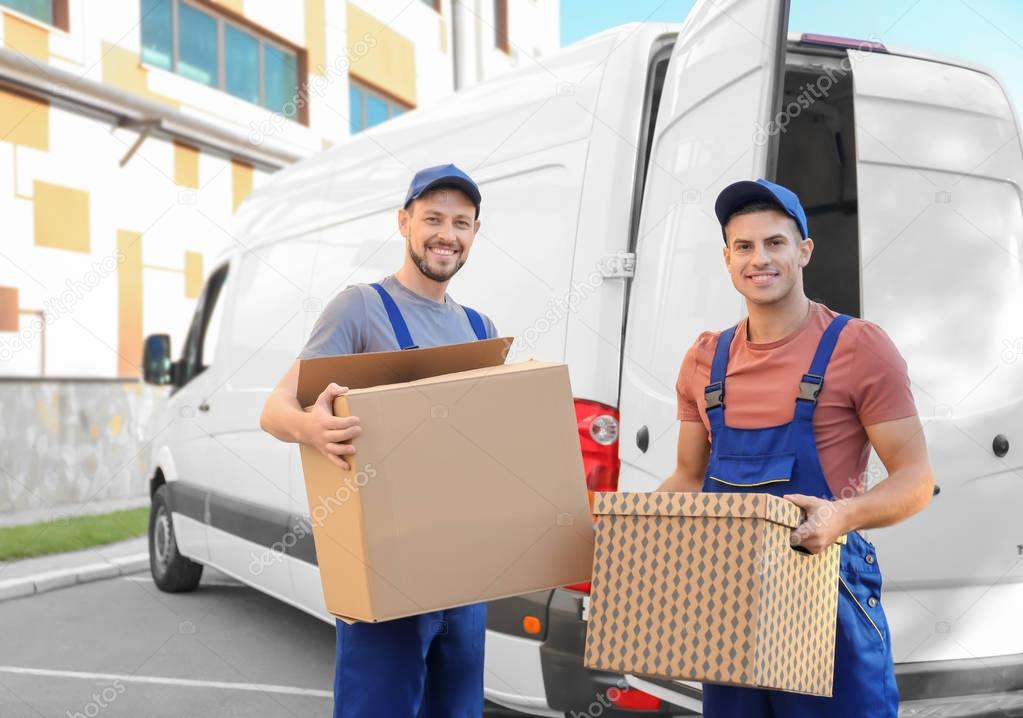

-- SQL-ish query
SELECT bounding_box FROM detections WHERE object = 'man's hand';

[783,493,852,554]
[784,416,934,552]
[304,383,362,470]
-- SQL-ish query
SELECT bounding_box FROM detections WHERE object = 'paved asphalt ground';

[0,566,520,717]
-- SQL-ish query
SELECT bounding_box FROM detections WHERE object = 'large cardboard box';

[584,492,842,697]
[297,338,595,622]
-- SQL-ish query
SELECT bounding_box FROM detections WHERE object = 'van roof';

[227,23,664,257]
[222,22,1002,262]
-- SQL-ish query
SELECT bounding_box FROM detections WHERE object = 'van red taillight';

[575,399,620,494]
[566,399,621,596]
[563,581,591,593]
[611,688,661,711]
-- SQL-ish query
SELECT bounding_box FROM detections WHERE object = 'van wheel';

[149,485,203,592]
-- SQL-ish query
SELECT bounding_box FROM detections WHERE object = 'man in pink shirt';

[658,179,934,716]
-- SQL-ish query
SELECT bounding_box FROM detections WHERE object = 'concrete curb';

[0,553,149,602]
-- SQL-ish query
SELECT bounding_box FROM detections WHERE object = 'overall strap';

[462,305,487,341]
[704,325,738,434]
[794,314,852,422]
[369,282,418,350]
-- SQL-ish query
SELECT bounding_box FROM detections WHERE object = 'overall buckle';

[704,381,725,410]
[797,374,824,403]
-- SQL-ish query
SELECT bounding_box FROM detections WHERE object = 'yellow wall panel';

[117,230,143,378]
[347,5,416,107]
[3,13,49,61]
[184,251,203,298]
[305,0,326,75]
[231,160,253,212]
[0,285,18,332]
[34,181,89,252]
[100,42,179,108]
[174,141,200,188]
[439,17,448,53]
[0,87,48,150]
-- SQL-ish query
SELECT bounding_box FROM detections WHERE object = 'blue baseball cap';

[714,178,808,241]
[404,163,481,218]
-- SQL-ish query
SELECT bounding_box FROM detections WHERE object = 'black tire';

[149,484,203,592]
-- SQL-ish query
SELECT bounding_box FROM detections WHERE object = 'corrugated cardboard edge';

[592,492,846,544]
[333,359,561,400]
[329,567,594,624]
[296,336,514,407]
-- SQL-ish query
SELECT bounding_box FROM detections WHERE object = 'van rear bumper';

[615,650,1023,716]
[898,651,1023,705]
[535,586,1023,716]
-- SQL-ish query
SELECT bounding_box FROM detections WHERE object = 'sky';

[559,0,1023,118]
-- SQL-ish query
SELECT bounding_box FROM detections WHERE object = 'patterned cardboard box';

[584,492,842,696]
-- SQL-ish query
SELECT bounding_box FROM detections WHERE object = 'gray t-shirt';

[299,274,498,358]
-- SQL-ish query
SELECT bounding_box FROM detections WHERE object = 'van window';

[774,52,861,317]
[223,239,316,391]
[179,263,229,385]
[628,41,672,253]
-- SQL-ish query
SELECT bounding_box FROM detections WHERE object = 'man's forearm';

[655,471,704,493]
[840,463,934,532]
[260,392,309,445]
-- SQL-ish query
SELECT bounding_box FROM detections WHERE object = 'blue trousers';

[333,603,486,718]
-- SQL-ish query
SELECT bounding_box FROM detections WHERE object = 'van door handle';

[198,402,210,412]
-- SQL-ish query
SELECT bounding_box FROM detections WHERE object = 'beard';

[409,240,465,283]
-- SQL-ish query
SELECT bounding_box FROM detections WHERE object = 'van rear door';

[848,49,1023,664]
[617,0,790,490]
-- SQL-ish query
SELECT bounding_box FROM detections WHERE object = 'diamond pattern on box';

[584,492,841,696]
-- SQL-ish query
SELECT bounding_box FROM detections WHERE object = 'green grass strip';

[0,507,149,562]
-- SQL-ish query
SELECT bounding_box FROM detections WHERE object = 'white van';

[141,0,1023,714]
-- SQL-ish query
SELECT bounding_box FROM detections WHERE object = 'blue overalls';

[699,315,900,717]
[332,282,488,718]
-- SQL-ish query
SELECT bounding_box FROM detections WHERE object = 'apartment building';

[0,0,559,377]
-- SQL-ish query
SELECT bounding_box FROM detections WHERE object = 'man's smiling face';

[399,187,479,283]
[722,207,814,306]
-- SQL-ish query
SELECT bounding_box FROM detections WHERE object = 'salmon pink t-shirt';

[676,302,917,498]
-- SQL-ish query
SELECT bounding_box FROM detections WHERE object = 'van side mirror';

[143,334,172,385]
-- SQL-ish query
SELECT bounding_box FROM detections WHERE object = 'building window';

[140,0,300,121]
[494,0,509,53]
[349,79,409,134]
[0,0,68,30]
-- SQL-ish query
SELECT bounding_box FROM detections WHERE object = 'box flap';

[297,337,513,407]
[340,360,561,397]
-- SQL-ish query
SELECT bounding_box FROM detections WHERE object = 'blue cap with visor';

[404,164,482,219]
[714,178,808,241]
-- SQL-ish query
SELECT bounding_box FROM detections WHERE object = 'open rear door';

[618,0,790,491]
[848,49,1023,665]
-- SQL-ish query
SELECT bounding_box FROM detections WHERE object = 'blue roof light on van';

[799,33,888,54]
